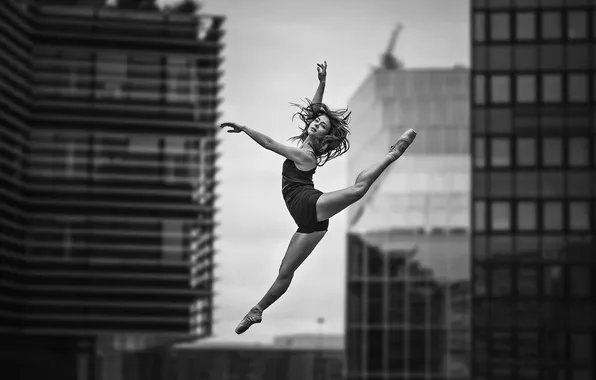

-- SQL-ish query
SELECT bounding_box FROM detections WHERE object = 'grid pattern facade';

[0,0,223,338]
[345,69,470,380]
[471,1,595,380]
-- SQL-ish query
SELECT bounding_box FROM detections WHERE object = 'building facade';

[0,0,223,378]
[471,0,595,379]
[345,67,470,380]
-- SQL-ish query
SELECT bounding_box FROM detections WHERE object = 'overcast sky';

[159,0,469,343]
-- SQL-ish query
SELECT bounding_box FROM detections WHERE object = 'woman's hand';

[317,61,327,83]
[220,122,245,133]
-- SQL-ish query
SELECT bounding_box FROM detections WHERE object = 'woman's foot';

[235,306,263,334]
[387,129,417,161]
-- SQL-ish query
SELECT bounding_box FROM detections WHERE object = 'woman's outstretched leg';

[235,230,327,335]
[316,129,417,222]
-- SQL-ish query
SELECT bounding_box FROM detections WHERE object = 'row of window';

[474,264,592,297]
[473,233,593,261]
[474,200,593,232]
[474,44,596,71]
[474,136,595,168]
[474,9,596,42]
[474,73,596,105]
[474,0,596,9]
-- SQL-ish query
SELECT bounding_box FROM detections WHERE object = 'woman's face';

[307,114,331,139]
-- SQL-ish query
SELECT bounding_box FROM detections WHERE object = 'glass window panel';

[542,236,565,261]
[517,138,536,166]
[515,171,538,197]
[489,236,513,258]
[566,45,589,70]
[489,46,511,70]
[516,0,537,7]
[488,0,511,7]
[489,108,512,133]
[475,75,486,105]
[569,201,590,231]
[540,44,564,70]
[568,137,589,167]
[543,202,563,231]
[544,265,564,295]
[517,202,537,231]
[541,0,565,6]
[475,266,487,295]
[475,138,486,168]
[541,171,564,197]
[491,139,510,167]
[515,235,539,258]
[475,201,486,232]
[474,46,487,69]
[567,11,587,40]
[573,370,592,380]
[516,13,535,40]
[491,13,511,40]
[542,12,562,39]
[542,138,562,167]
[518,267,538,295]
[514,45,537,70]
[490,172,513,197]
[570,267,591,298]
[474,13,486,41]
[542,74,562,103]
[517,75,536,103]
[492,267,512,296]
[568,74,588,103]
[567,171,591,198]
[475,172,487,197]
[492,202,511,231]
[474,236,488,260]
[491,75,510,103]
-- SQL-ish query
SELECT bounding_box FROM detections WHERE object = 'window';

[489,108,512,133]
[568,138,589,167]
[566,45,589,69]
[475,172,487,197]
[491,13,510,40]
[166,56,193,103]
[568,74,588,103]
[489,46,511,70]
[542,74,562,103]
[567,11,587,40]
[573,371,592,380]
[514,45,537,70]
[570,267,591,298]
[542,12,562,39]
[517,267,538,295]
[96,52,127,100]
[492,267,512,296]
[475,201,487,231]
[491,75,510,103]
[542,138,563,167]
[515,171,538,197]
[163,220,184,261]
[475,75,486,105]
[516,13,535,40]
[490,172,513,197]
[517,202,537,231]
[516,138,536,166]
[540,44,563,70]
[543,202,563,231]
[491,139,510,167]
[475,138,486,168]
[569,201,590,231]
[541,171,564,197]
[516,75,536,103]
[474,13,486,41]
[492,202,511,231]
[567,172,590,198]
[474,46,487,69]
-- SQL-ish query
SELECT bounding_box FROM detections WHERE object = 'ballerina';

[220,61,417,334]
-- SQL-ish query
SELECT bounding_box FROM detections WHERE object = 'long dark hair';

[288,99,351,167]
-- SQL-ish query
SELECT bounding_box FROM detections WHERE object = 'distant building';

[273,333,344,350]
[345,31,470,379]
[0,0,223,379]
[471,1,595,379]
[115,340,344,380]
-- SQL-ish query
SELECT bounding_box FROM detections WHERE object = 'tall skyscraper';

[471,1,594,379]
[0,0,223,378]
[344,32,470,380]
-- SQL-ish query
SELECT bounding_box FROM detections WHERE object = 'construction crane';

[380,23,404,70]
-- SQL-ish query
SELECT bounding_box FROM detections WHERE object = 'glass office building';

[345,67,470,380]
[471,0,595,379]
[0,0,223,378]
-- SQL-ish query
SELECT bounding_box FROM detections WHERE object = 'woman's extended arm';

[312,61,327,108]
[220,122,314,165]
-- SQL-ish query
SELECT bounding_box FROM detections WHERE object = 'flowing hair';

[288,99,352,167]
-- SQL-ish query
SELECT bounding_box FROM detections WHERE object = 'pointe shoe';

[234,306,263,335]
[387,129,417,161]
